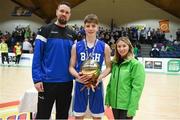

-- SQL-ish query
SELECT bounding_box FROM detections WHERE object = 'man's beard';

[58,18,67,25]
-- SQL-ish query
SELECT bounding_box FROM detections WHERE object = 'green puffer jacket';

[105,58,145,116]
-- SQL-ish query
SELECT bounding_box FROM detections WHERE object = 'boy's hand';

[78,72,92,84]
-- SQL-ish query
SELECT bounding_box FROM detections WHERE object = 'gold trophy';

[80,59,100,92]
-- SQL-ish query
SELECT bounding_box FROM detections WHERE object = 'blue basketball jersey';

[75,39,105,73]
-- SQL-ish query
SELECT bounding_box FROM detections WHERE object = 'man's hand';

[34,82,44,92]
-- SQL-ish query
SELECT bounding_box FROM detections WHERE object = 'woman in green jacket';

[105,37,145,119]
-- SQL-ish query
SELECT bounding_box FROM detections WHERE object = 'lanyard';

[84,39,98,60]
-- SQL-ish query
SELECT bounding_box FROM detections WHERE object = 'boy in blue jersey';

[69,14,111,119]
[32,1,76,119]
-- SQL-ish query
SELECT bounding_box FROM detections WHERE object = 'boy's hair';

[58,1,71,9]
[84,14,99,24]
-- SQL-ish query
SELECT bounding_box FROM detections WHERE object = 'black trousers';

[112,108,133,120]
[15,55,21,64]
[1,53,9,64]
[35,81,73,119]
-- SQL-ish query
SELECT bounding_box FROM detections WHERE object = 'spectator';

[13,42,22,64]
[149,44,160,57]
[0,37,9,65]
[176,28,180,41]
[22,38,33,53]
[133,44,139,59]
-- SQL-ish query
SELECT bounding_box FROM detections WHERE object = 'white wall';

[71,0,180,36]
[0,0,45,33]
[0,20,44,33]
[0,0,180,36]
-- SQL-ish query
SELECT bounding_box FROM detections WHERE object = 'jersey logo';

[80,52,101,62]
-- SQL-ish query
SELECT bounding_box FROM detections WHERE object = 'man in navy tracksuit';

[32,1,76,119]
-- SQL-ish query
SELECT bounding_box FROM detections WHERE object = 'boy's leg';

[89,82,104,118]
[75,116,84,120]
[73,82,88,118]
[92,116,101,120]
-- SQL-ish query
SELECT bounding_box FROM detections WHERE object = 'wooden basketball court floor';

[0,66,180,120]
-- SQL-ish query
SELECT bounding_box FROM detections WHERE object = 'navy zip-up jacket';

[32,23,76,83]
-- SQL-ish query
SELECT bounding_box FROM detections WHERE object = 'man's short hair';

[58,1,72,9]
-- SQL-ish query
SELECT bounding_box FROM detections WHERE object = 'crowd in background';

[0,25,34,65]
[72,24,180,57]
[0,25,35,53]
[0,24,180,59]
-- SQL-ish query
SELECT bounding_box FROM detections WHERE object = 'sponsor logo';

[20,57,31,60]
[167,60,180,72]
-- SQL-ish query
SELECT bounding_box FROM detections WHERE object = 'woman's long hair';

[113,37,134,63]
